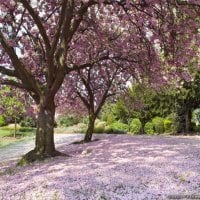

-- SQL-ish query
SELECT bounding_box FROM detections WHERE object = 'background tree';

[0,86,25,137]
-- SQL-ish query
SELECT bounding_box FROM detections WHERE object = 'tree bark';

[140,119,145,134]
[18,98,64,165]
[84,114,96,142]
[14,118,17,138]
[185,107,192,133]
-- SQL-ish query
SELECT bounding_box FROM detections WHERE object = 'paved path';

[0,134,83,162]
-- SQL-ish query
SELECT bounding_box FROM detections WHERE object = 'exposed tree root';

[17,149,67,166]
[71,138,100,145]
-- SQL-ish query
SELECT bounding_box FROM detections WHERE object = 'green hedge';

[0,115,6,127]
[152,117,164,134]
[58,115,79,127]
[164,119,172,132]
[110,121,129,132]
[129,118,141,134]
[144,122,155,135]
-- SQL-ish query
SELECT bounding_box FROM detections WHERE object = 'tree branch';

[0,31,41,96]
[0,66,19,77]
[0,79,29,90]
[20,0,51,50]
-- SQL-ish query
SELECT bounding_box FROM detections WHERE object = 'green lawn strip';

[0,128,36,148]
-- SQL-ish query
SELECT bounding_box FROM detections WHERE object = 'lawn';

[0,134,200,199]
[0,127,35,148]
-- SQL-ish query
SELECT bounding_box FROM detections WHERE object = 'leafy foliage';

[94,121,107,133]
[192,109,200,126]
[144,122,155,135]
[58,115,79,128]
[129,118,142,134]
[152,117,164,134]
[110,121,129,133]
[20,117,36,128]
[0,115,6,127]
[0,86,25,122]
[164,119,173,133]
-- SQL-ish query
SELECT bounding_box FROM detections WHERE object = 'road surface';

[0,134,83,162]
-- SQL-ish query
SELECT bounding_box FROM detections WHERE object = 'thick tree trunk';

[84,114,96,142]
[18,99,64,165]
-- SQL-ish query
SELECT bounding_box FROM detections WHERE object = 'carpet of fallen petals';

[0,134,200,200]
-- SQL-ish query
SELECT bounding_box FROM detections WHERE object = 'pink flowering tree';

[61,63,129,142]
[58,12,162,142]
[0,0,199,163]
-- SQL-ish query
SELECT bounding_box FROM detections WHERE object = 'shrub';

[193,125,200,132]
[94,121,107,133]
[0,115,6,127]
[104,126,113,133]
[106,113,116,125]
[192,108,200,126]
[58,115,79,127]
[144,122,155,135]
[152,117,164,134]
[101,103,116,123]
[164,119,172,132]
[166,113,179,133]
[20,117,36,127]
[110,121,129,133]
[19,127,34,132]
[129,118,141,134]
[81,117,89,125]
[75,123,87,133]
[94,126,104,133]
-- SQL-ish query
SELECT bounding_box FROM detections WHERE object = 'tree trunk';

[18,99,64,165]
[84,114,96,142]
[185,108,192,133]
[14,118,17,138]
[140,119,145,134]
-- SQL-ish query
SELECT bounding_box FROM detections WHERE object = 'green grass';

[0,129,13,137]
[0,126,36,147]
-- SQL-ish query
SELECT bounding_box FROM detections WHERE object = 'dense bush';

[105,113,116,125]
[144,122,155,135]
[166,113,179,133]
[164,119,172,132]
[104,126,113,133]
[20,117,36,127]
[110,121,129,132]
[0,115,6,127]
[19,127,34,132]
[81,117,89,125]
[129,118,141,134]
[152,117,164,134]
[58,115,79,127]
[76,123,87,133]
[94,121,107,133]
[192,109,200,126]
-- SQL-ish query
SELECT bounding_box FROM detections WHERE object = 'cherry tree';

[0,0,199,163]
[58,10,161,142]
